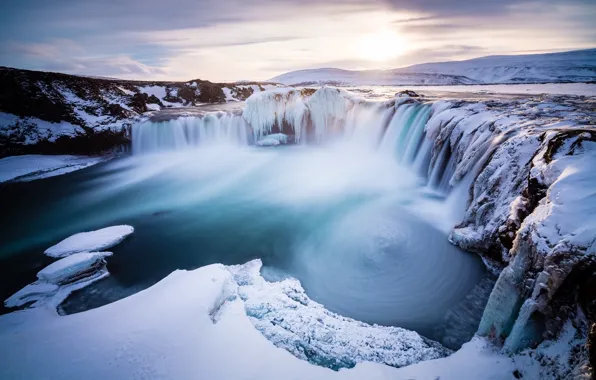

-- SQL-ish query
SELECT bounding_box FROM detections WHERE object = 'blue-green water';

[0,145,488,348]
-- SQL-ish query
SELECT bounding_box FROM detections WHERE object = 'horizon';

[2,47,595,84]
[1,0,595,82]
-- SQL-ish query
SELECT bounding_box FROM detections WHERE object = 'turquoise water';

[0,145,487,348]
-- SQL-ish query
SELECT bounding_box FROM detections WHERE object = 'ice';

[269,49,596,86]
[256,133,289,146]
[242,88,307,141]
[37,252,113,284]
[0,154,107,183]
[44,225,134,258]
[5,252,112,310]
[0,260,524,380]
[229,260,450,370]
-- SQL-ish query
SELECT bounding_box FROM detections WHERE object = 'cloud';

[0,0,594,80]
[4,40,167,78]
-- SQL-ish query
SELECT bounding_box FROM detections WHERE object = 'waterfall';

[130,87,496,196]
[131,112,249,154]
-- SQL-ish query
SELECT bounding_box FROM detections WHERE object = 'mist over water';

[0,98,491,348]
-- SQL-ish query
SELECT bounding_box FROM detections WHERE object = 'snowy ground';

[1,256,577,380]
[0,155,108,183]
[0,261,511,380]
[345,83,596,99]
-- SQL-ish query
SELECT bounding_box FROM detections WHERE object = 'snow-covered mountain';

[269,49,596,86]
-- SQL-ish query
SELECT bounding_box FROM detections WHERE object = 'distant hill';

[269,49,596,86]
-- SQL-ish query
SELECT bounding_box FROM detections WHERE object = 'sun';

[357,30,405,62]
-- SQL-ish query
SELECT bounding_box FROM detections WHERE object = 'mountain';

[269,49,596,86]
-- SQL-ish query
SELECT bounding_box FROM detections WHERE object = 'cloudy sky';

[0,0,594,81]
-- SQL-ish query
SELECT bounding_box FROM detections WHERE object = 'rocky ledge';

[0,67,281,157]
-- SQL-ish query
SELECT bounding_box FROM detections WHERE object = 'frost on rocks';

[44,225,134,258]
[228,260,450,370]
[478,132,596,352]
[5,252,112,310]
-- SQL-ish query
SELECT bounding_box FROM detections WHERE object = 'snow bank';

[0,260,524,380]
[44,225,134,258]
[5,252,112,310]
[0,155,107,183]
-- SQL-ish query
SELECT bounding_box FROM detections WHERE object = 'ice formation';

[5,252,112,310]
[44,225,134,258]
[228,260,450,370]
[1,257,571,380]
[243,88,308,141]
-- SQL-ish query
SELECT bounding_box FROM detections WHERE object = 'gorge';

[0,83,594,379]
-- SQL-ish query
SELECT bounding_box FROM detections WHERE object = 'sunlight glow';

[357,30,406,62]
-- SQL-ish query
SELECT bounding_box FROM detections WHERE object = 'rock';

[397,90,420,98]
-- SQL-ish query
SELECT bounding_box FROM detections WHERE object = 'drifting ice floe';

[5,252,112,309]
[44,225,134,258]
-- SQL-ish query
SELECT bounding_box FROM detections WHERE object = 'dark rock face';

[397,90,420,97]
[197,82,226,103]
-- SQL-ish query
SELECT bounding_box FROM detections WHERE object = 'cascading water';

[131,112,250,154]
[131,88,475,195]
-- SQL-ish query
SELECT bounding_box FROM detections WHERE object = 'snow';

[37,252,113,284]
[0,155,107,183]
[401,48,596,84]
[270,49,596,86]
[349,83,596,98]
[0,259,525,380]
[526,139,596,255]
[222,87,238,102]
[230,260,449,369]
[146,103,161,111]
[138,85,168,100]
[5,252,112,310]
[44,225,134,258]
[243,88,308,141]
[117,86,135,96]
[256,133,289,146]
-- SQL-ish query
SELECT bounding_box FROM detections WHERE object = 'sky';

[0,0,595,82]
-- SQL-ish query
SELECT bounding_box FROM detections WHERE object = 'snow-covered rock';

[44,225,134,258]
[37,252,113,284]
[0,67,280,154]
[5,252,112,310]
